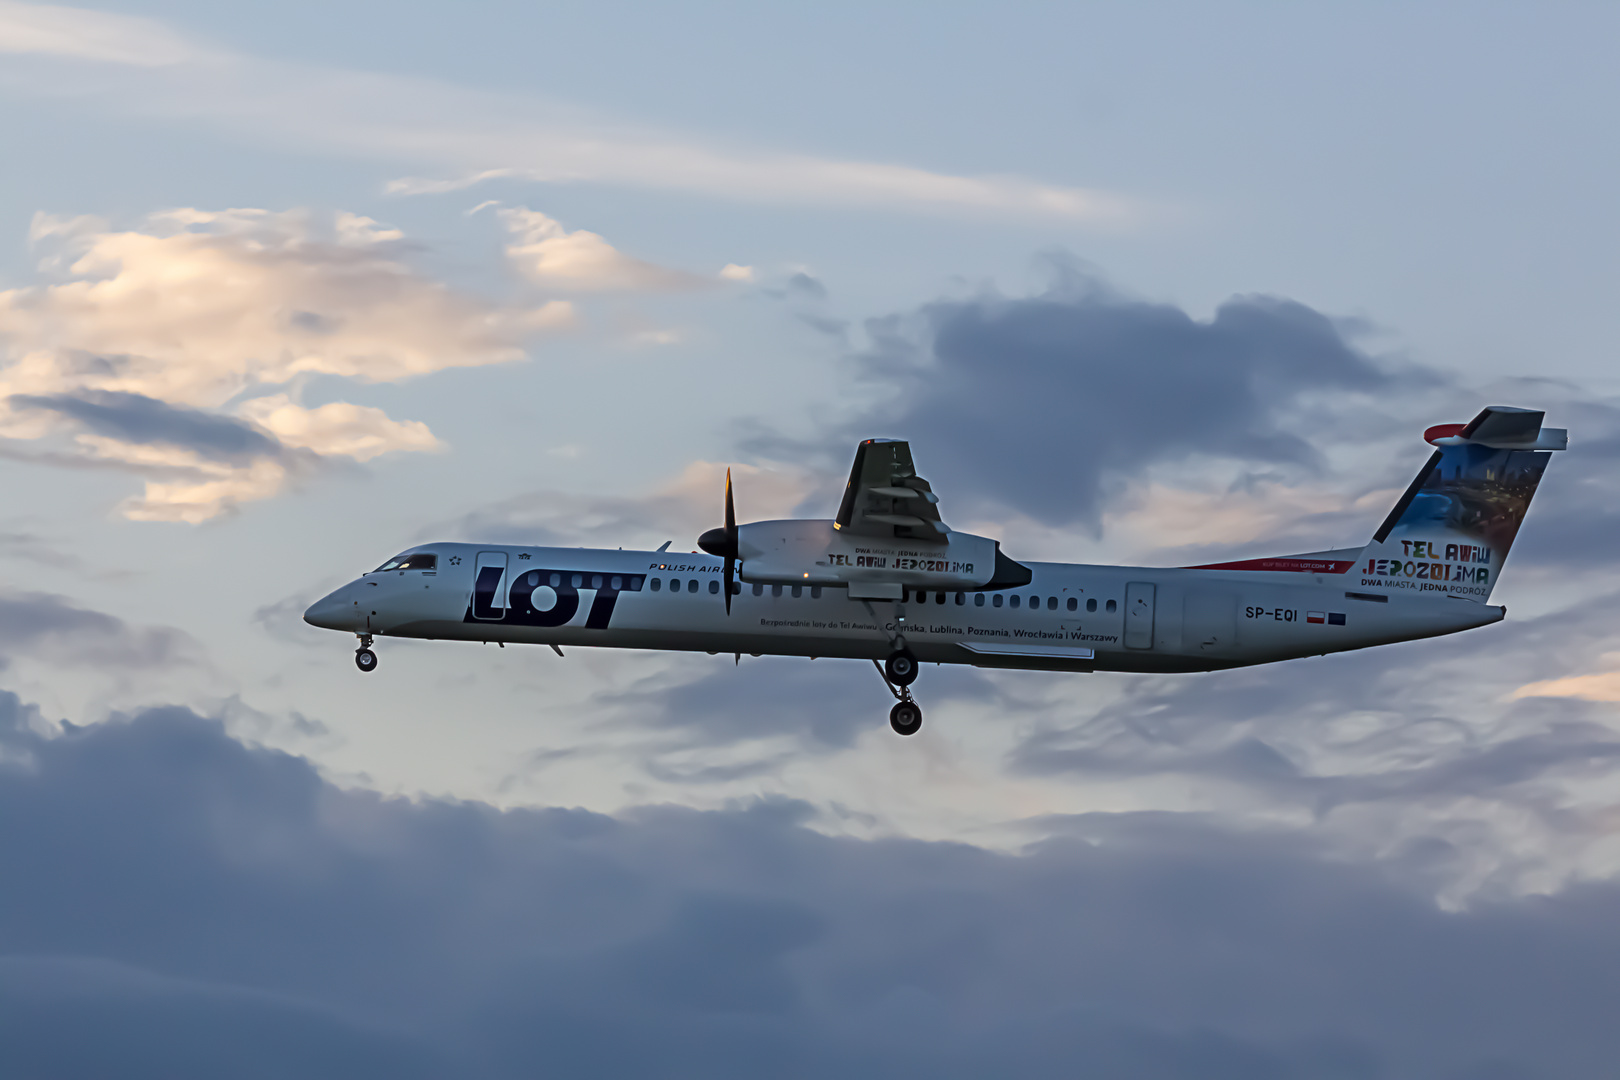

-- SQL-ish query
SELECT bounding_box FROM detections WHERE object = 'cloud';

[789,265,1406,531]
[0,529,87,572]
[0,0,199,66]
[498,206,704,292]
[1514,656,1620,703]
[424,460,821,550]
[1000,591,1620,902]
[0,207,563,410]
[787,272,828,300]
[1494,400,1620,571]
[0,207,567,520]
[719,264,756,283]
[600,656,1000,757]
[11,390,283,463]
[390,157,1138,224]
[0,590,193,669]
[2,694,1620,1078]
[237,395,441,462]
[0,3,1136,223]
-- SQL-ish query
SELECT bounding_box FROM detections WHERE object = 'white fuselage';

[303,542,1505,674]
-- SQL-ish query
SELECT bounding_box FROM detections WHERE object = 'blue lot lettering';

[1245,607,1298,622]
[466,568,644,629]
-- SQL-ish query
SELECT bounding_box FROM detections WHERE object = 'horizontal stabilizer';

[1425,406,1568,451]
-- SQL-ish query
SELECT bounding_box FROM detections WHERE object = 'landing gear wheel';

[355,648,378,673]
[889,700,923,736]
[885,649,919,687]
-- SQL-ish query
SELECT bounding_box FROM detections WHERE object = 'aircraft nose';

[304,585,357,631]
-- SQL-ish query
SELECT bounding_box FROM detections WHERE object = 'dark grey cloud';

[786,272,828,300]
[9,390,283,463]
[0,530,85,572]
[252,593,329,647]
[743,265,1430,531]
[1494,398,1620,570]
[601,656,1001,755]
[797,312,849,338]
[762,271,830,302]
[1009,592,1620,822]
[0,590,193,670]
[2,693,1619,1078]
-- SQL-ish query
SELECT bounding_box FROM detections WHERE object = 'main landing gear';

[355,634,378,673]
[875,649,923,736]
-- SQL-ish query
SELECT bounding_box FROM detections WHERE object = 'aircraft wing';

[833,439,950,544]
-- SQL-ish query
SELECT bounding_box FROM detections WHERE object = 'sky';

[1,1,1618,1075]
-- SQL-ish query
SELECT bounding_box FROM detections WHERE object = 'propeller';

[697,468,739,614]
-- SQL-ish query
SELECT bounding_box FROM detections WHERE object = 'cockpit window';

[372,552,438,573]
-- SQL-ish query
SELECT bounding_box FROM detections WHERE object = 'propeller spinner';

[696,468,739,613]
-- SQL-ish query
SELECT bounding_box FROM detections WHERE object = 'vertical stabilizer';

[1356,407,1565,602]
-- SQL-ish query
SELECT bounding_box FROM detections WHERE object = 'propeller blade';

[724,468,736,615]
[725,467,735,539]
[698,469,741,615]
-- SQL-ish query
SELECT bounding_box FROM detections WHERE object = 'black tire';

[885,650,919,687]
[355,648,378,672]
[889,700,923,736]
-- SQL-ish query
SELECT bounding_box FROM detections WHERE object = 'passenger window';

[1048,596,1057,610]
[527,571,539,586]
[550,573,561,587]
[571,574,582,588]
[630,577,643,590]
[670,579,680,592]
[772,584,783,597]
[975,594,985,607]
[611,576,622,590]
[1067,597,1077,611]
[591,575,603,589]
[1087,598,1097,612]
[955,592,964,605]
[811,586,822,599]
[1010,595,1021,609]
[1106,599,1117,613]
[935,592,946,604]
[1030,595,1039,608]
[688,579,699,593]
[753,583,763,596]
[791,585,802,598]
[709,580,719,594]
[650,578,661,592]
[993,594,1003,608]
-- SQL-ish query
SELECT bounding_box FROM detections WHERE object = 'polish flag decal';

[1306,611,1326,624]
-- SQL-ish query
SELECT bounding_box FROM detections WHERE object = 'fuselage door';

[1124,581,1156,649]
[471,551,508,620]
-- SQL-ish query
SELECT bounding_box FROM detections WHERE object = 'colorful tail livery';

[1359,406,1566,601]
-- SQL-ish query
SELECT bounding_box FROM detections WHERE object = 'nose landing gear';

[355,634,378,673]
[875,653,923,736]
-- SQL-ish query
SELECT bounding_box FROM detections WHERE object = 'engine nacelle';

[736,519,1025,597]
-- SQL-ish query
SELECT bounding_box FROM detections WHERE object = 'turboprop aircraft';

[305,406,1566,736]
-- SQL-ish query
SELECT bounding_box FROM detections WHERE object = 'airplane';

[304,406,1566,736]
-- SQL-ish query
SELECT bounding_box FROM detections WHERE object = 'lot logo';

[466,567,644,629]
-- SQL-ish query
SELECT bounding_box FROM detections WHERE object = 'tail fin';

[1357,407,1566,601]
